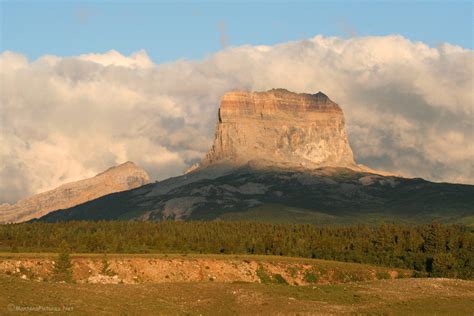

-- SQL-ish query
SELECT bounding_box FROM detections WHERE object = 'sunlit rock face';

[0,162,150,223]
[200,89,356,169]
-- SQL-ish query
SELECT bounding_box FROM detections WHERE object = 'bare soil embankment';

[0,253,411,285]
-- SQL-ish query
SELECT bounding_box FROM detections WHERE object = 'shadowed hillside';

[37,166,474,225]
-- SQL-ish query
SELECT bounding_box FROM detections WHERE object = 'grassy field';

[1,274,473,315]
[0,253,473,314]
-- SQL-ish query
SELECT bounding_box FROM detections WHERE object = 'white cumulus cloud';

[1,35,473,203]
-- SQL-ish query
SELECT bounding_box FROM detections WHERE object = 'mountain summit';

[200,89,355,170]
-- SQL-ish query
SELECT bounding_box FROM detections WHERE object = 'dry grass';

[0,275,473,315]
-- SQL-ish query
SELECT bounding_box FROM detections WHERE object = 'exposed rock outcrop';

[35,88,473,225]
[200,89,356,170]
[0,162,150,223]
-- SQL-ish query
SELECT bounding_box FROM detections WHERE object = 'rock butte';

[199,89,357,171]
[0,162,150,223]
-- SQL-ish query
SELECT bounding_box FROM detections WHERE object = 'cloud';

[1,35,473,203]
[78,49,154,68]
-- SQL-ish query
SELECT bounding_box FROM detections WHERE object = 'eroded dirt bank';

[0,254,412,285]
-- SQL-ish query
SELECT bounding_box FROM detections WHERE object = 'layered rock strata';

[200,89,356,170]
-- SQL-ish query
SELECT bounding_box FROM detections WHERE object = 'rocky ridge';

[0,162,150,223]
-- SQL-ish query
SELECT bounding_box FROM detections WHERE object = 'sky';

[1,1,473,62]
[0,1,473,204]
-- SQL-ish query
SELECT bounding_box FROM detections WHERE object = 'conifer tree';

[52,240,73,282]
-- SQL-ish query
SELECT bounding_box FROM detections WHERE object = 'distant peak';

[118,161,136,167]
[107,161,136,171]
[96,161,143,177]
[0,160,150,223]
[314,91,328,98]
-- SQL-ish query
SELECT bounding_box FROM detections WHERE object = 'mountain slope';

[37,165,474,224]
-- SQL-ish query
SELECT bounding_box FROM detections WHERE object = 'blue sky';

[1,1,472,62]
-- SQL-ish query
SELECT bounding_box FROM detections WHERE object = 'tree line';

[0,221,472,279]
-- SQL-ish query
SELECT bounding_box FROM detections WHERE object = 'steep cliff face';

[200,89,355,169]
[0,162,150,223]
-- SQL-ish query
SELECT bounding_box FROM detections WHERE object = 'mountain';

[36,164,474,225]
[36,89,474,224]
[201,89,355,169]
[193,89,392,176]
[0,162,150,223]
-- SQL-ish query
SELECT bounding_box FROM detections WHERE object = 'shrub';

[256,266,272,284]
[286,266,298,278]
[376,271,390,280]
[256,266,288,285]
[304,271,319,283]
[272,274,288,285]
[100,254,116,276]
[18,266,36,279]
